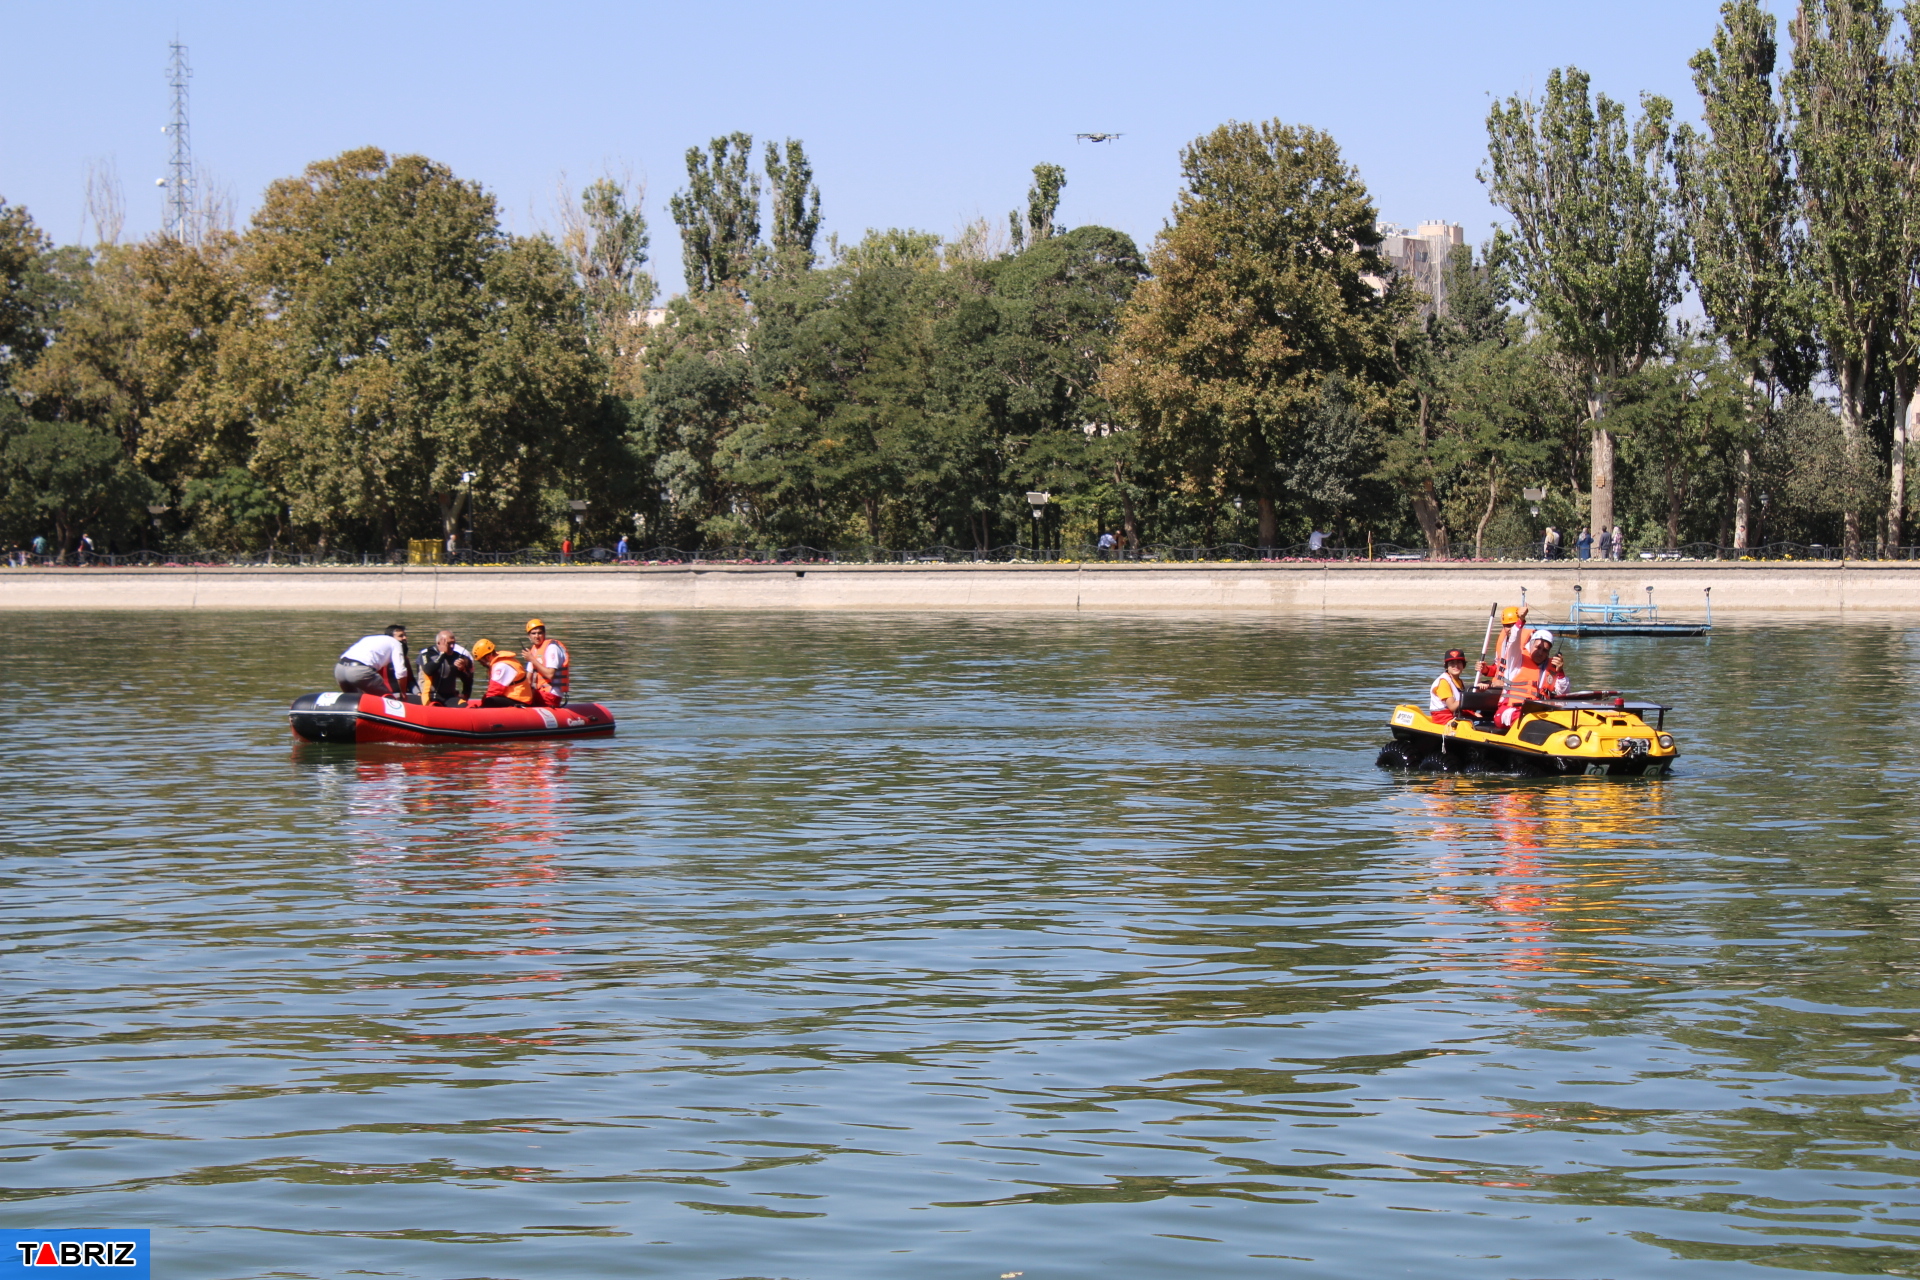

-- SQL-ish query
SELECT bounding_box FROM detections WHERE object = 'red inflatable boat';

[288,691,616,744]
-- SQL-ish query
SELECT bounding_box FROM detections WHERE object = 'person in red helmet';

[1429,649,1469,724]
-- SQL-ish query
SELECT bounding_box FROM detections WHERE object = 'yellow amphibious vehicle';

[1377,687,1677,778]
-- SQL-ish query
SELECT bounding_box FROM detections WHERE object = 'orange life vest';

[487,654,534,704]
[1502,654,1549,706]
[528,637,569,701]
[1495,624,1533,681]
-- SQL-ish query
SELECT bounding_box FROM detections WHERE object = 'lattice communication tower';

[163,40,195,242]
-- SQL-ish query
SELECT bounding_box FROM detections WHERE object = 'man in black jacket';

[418,630,475,706]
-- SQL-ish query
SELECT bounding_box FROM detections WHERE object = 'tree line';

[0,0,1911,560]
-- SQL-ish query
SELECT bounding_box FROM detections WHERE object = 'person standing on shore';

[1612,525,1625,560]
[1576,527,1592,560]
[335,625,411,697]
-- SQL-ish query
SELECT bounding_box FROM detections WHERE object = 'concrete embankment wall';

[1,561,1916,614]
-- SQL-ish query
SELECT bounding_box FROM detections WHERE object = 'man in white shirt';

[335,625,411,696]
[522,618,569,705]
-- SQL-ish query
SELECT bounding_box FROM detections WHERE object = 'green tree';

[1782,0,1916,554]
[1676,1,1817,549]
[0,418,158,553]
[1101,121,1404,547]
[1380,242,1514,555]
[238,147,599,552]
[941,224,1144,546]
[1008,163,1066,253]
[0,201,60,391]
[764,139,823,279]
[670,133,761,296]
[22,236,250,475]
[1483,67,1684,540]
[561,175,654,396]
[1431,334,1568,559]
[1614,334,1750,549]
[735,251,937,544]
[636,292,757,545]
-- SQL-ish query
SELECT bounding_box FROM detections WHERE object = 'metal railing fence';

[8,540,1920,568]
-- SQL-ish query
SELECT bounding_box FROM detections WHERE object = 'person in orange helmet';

[521,618,569,707]
[1496,628,1556,728]
[471,638,534,707]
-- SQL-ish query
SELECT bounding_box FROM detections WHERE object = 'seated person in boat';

[1429,649,1468,724]
[471,638,535,707]
[1495,628,1556,728]
[335,625,411,697]
[521,618,569,706]
[418,630,474,706]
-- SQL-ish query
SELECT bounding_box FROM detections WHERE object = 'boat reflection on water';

[293,741,577,886]
[1398,776,1670,977]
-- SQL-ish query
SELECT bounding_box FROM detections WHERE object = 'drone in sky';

[1075,132,1123,143]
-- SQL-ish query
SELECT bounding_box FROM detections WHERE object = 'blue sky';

[3,0,1762,295]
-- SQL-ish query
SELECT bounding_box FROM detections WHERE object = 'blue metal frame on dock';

[1560,584,1712,637]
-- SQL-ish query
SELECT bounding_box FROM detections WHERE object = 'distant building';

[1371,221,1465,317]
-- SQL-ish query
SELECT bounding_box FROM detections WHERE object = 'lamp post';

[458,471,475,553]
[1026,491,1049,559]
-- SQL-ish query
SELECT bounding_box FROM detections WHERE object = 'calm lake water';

[2,610,1918,1279]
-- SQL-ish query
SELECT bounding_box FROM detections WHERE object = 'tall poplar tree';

[1676,1,1816,549]
[763,139,822,279]
[1008,163,1066,253]
[1483,68,1683,540]
[1783,0,1914,555]
[670,133,761,295]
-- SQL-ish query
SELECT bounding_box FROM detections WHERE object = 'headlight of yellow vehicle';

[1657,733,1674,750]
[1563,733,1583,749]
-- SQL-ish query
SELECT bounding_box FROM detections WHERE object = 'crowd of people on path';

[1425,604,1575,732]
[334,618,572,709]
[1540,525,1626,561]
[6,534,100,566]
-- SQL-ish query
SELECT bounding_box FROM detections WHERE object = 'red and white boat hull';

[288,692,615,744]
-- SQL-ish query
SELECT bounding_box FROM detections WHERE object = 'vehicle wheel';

[1375,741,1420,770]
[1417,754,1456,773]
